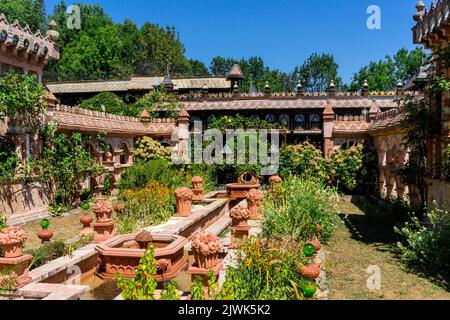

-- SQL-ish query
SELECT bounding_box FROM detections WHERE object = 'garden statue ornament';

[191,176,204,201]
[246,188,265,220]
[229,204,251,249]
[92,198,116,243]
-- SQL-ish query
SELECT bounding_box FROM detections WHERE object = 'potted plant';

[37,219,54,244]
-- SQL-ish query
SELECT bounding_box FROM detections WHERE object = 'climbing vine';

[30,123,104,206]
[0,73,47,132]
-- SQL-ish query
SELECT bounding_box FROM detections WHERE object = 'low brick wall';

[0,180,49,218]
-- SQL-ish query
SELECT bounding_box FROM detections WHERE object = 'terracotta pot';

[37,229,54,243]
[80,215,94,226]
[306,240,322,251]
[231,217,248,228]
[299,264,321,280]
[1,243,23,258]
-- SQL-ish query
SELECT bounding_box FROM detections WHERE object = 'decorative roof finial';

[46,19,59,41]
[416,0,425,12]
[363,80,369,88]
[330,80,335,88]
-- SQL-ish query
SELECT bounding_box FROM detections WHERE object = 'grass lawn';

[21,211,87,250]
[326,201,450,300]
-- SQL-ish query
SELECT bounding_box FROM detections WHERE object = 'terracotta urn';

[175,187,194,217]
[191,231,222,269]
[192,176,204,201]
[299,264,321,280]
[93,198,114,222]
[306,239,322,251]
[135,231,153,249]
[246,189,264,220]
[305,223,321,235]
[80,215,94,236]
[230,204,250,227]
[37,229,54,244]
[0,226,28,258]
[269,175,282,193]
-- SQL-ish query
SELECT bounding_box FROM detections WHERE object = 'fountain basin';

[95,233,188,282]
[226,183,260,201]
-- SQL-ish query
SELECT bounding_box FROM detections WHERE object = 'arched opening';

[294,114,305,130]
[309,114,321,130]
[120,143,130,165]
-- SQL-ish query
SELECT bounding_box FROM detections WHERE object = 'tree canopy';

[0,0,429,92]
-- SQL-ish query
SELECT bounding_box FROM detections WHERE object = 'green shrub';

[117,182,174,233]
[395,205,450,283]
[217,238,308,300]
[280,142,327,180]
[25,236,93,270]
[49,202,71,217]
[0,136,18,182]
[134,137,172,162]
[118,159,189,191]
[262,176,338,242]
[79,92,139,117]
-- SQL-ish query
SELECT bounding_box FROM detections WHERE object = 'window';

[294,114,305,130]
[310,114,321,130]
[250,114,260,121]
[265,114,276,123]
[279,114,290,128]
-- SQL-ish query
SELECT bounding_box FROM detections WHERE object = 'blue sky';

[44,0,430,82]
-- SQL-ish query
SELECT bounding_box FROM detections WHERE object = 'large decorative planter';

[0,226,32,288]
[95,233,188,282]
[188,231,223,286]
[92,198,116,243]
[247,189,265,220]
[192,176,204,201]
[229,204,250,249]
[175,187,194,217]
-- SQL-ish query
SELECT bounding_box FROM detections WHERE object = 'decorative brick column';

[229,204,250,249]
[246,189,264,220]
[192,176,204,201]
[188,231,223,287]
[0,226,32,288]
[323,101,335,159]
[175,187,193,217]
[92,198,116,243]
